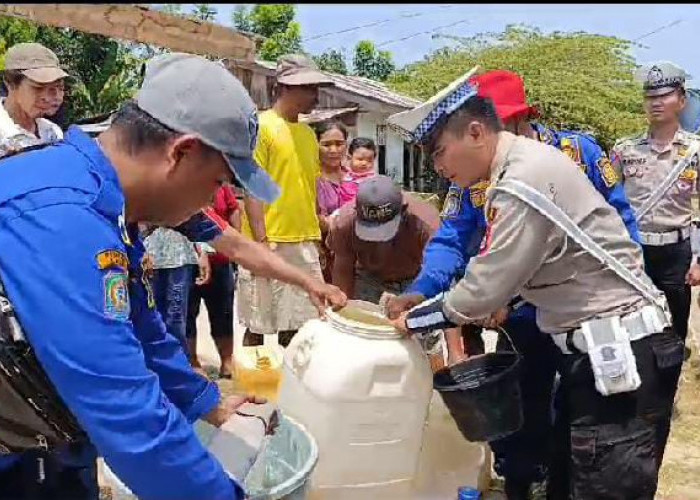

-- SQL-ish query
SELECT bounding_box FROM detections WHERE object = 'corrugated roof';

[299,106,359,124]
[254,59,421,110]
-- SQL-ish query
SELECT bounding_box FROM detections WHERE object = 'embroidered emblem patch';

[141,254,156,309]
[441,185,464,219]
[679,168,697,182]
[103,271,130,320]
[647,65,664,85]
[96,250,129,270]
[598,156,618,187]
[560,137,582,166]
[469,181,490,208]
[678,168,698,193]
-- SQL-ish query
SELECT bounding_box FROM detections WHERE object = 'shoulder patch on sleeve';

[103,271,131,320]
[441,185,464,219]
[96,250,129,270]
[597,155,619,187]
[559,136,583,167]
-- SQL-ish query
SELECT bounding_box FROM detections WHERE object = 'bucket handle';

[489,326,522,358]
[235,409,280,436]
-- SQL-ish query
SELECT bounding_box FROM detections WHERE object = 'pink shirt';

[348,170,376,183]
[316,173,357,217]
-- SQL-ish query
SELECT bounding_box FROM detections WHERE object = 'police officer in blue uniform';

[0,54,286,500]
[387,70,640,499]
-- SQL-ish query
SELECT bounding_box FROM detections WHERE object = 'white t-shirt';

[0,97,63,158]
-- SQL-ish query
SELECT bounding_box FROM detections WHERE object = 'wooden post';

[0,4,255,60]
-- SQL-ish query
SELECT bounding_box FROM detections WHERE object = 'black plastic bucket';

[433,350,523,442]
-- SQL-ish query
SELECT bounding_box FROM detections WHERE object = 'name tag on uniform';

[622,157,647,165]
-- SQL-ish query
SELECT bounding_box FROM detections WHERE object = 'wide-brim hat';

[276,54,334,87]
[386,66,481,144]
[4,42,70,83]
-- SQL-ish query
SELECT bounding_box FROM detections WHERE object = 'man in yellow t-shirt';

[239,54,334,346]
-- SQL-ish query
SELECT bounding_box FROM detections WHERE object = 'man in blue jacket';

[0,53,287,500]
[387,70,640,499]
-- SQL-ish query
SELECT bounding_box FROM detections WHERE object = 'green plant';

[388,25,646,150]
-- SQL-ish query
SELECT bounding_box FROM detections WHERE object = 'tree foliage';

[353,40,395,82]
[190,4,218,22]
[313,49,348,75]
[232,5,302,62]
[387,25,646,150]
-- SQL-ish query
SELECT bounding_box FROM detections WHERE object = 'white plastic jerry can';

[277,300,433,500]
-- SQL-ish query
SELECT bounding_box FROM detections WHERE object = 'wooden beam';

[0,4,255,60]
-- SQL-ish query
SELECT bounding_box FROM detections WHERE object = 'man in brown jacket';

[327,175,439,303]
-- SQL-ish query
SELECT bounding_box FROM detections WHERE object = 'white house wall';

[386,130,404,184]
[354,112,405,185]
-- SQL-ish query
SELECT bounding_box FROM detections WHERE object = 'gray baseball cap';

[355,175,404,242]
[136,53,280,204]
[4,43,69,83]
[634,61,689,97]
[276,54,334,87]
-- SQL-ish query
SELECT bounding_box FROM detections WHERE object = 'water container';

[433,328,523,443]
[277,300,433,499]
[101,414,318,500]
[235,345,285,401]
[458,486,482,499]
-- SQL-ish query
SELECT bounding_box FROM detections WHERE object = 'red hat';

[469,70,539,122]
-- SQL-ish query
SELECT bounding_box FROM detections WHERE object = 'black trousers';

[461,317,558,498]
[547,329,683,500]
[0,445,98,500]
[642,239,692,343]
[186,263,236,340]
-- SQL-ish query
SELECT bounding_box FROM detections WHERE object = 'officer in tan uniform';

[388,73,683,499]
[611,61,700,358]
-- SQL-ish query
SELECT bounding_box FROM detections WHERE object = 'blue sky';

[176,4,700,86]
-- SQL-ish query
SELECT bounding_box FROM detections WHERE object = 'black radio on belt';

[0,275,86,454]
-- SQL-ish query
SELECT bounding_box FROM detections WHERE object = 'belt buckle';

[641,232,661,246]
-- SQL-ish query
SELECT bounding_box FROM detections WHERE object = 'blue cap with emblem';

[387,66,480,144]
[136,53,280,204]
[634,61,690,98]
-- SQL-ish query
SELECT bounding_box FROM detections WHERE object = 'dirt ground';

[213,309,700,500]
[656,290,700,500]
